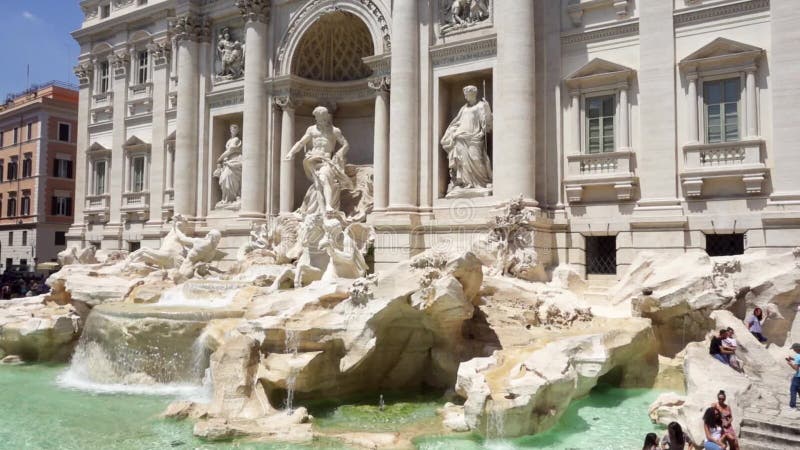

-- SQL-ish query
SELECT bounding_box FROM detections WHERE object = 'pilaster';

[368,76,390,212]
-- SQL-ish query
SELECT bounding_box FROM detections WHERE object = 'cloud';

[22,11,39,22]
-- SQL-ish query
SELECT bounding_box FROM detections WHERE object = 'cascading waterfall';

[57,304,218,400]
[284,328,300,414]
[484,406,514,450]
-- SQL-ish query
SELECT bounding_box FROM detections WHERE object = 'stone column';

[569,91,580,153]
[769,0,800,200]
[275,96,296,213]
[387,0,419,211]
[237,0,270,218]
[687,73,699,144]
[109,51,129,224]
[493,0,536,203]
[70,62,93,236]
[618,85,629,150]
[369,76,390,211]
[745,67,758,138]
[172,14,206,218]
[146,41,170,224]
[636,0,679,207]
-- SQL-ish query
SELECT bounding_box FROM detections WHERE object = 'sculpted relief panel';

[440,0,492,36]
[215,26,244,81]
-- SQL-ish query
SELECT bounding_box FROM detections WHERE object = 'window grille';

[586,236,617,275]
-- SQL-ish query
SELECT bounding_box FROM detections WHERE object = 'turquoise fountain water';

[0,364,663,449]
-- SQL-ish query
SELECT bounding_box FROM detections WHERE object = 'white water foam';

[157,283,240,308]
[56,368,207,399]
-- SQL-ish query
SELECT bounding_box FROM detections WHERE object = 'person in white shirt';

[745,307,767,343]
[722,328,742,372]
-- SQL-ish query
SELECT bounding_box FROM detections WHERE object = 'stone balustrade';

[681,139,767,197]
[564,150,637,202]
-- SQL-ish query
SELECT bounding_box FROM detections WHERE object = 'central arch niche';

[291,11,374,81]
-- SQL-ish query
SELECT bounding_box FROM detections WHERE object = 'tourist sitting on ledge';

[745,307,767,343]
[722,328,743,373]
[709,329,736,366]
[661,421,694,449]
[712,390,738,450]
[702,407,728,450]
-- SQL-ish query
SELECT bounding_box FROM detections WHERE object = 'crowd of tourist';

[708,308,769,373]
[642,421,694,450]
[0,274,48,300]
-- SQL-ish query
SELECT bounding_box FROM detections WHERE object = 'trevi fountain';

[3,0,800,449]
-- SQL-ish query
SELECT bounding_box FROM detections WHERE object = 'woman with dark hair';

[642,432,659,450]
[746,307,767,343]
[703,407,727,450]
[661,421,694,449]
[713,390,739,450]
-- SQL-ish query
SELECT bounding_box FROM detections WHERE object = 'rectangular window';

[586,95,615,154]
[20,196,30,216]
[58,123,70,142]
[54,159,73,178]
[7,232,12,246]
[585,236,617,275]
[52,196,72,216]
[55,231,66,246]
[7,198,16,217]
[704,78,741,144]
[128,241,141,253]
[0,131,4,147]
[99,61,110,93]
[20,259,27,270]
[22,231,27,246]
[136,50,149,84]
[705,233,745,257]
[13,128,18,144]
[94,160,107,195]
[7,160,17,181]
[131,156,145,192]
[4,258,11,269]
[0,160,4,183]
[101,4,110,18]
[26,123,33,141]
[22,155,32,178]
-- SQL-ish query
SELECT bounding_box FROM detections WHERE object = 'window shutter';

[67,161,73,179]
[51,197,57,215]
[53,161,59,177]
[67,198,73,216]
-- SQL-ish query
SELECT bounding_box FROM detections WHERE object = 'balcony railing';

[84,194,110,222]
[564,150,637,202]
[681,139,767,197]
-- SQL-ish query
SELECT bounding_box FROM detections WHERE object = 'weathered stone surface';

[0,296,81,362]
[449,317,657,437]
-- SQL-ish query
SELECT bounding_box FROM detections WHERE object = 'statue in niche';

[213,123,243,209]
[285,106,353,215]
[441,0,491,34]
[216,27,244,80]
[441,85,493,197]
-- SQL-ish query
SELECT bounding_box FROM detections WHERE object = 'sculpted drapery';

[441,85,493,194]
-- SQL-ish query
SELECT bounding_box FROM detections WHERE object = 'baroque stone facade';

[69,0,800,277]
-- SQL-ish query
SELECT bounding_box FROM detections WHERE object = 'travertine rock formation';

[0,295,81,362]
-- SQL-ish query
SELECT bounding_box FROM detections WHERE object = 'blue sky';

[0,0,83,99]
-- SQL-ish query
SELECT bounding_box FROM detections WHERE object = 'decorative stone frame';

[566,0,632,27]
[90,42,114,124]
[121,135,151,220]
[678,37,767,197]
[127,30,154,117]
[275,0,391,77]
[563,58,637,203]
[85,142,112,222]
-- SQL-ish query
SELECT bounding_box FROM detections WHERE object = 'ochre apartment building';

[0,82,78,272]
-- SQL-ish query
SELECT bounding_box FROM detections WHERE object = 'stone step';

[582,292,609,302]
[739,437,787,450]
[739,426,800,449]
[741,414,800,438]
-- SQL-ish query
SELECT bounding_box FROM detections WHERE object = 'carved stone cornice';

[430,35,496,68]
[172,14,211,43]
[674,0,770,27]
[235,0,270,23]
[74,62,94,87]
[561,21,639,46]
[367,76,390,93]
[273,95,298,111]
